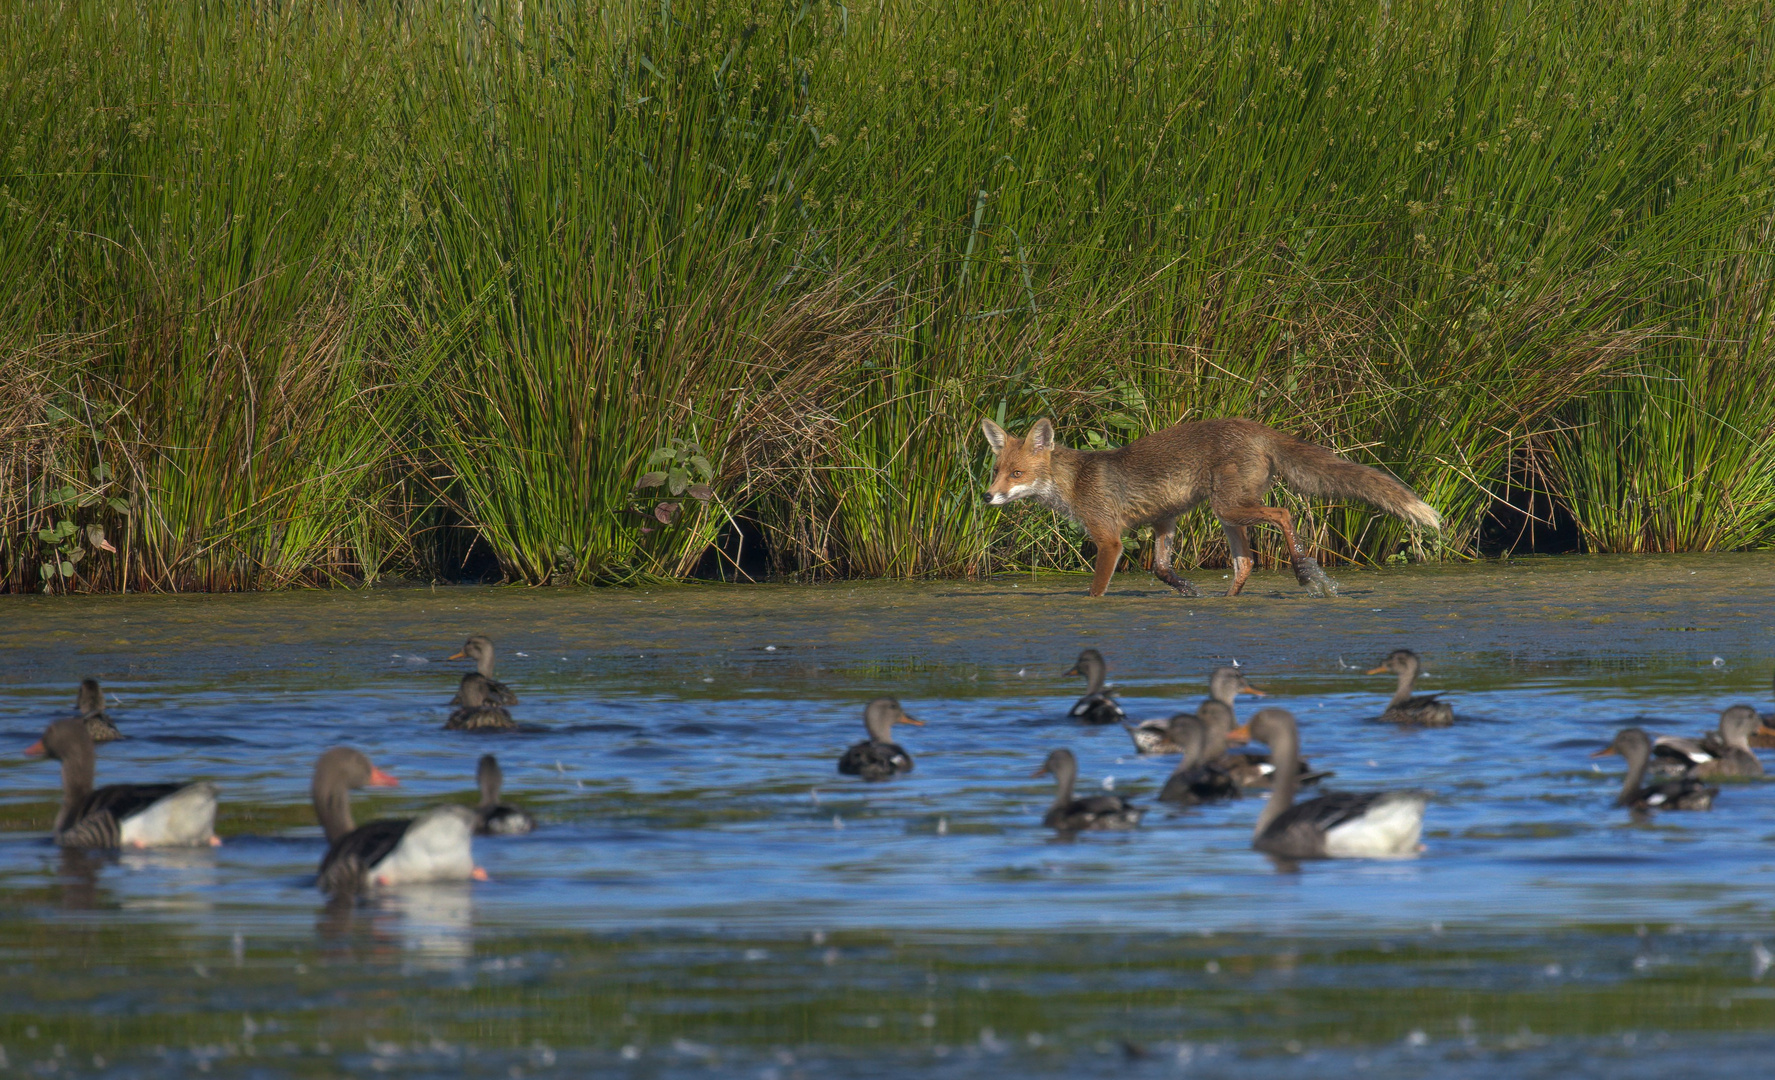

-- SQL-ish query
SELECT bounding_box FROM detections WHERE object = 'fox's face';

[980,417,1056,505]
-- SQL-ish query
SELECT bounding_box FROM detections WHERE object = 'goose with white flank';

[311,746,486,894]
[1594,728,1716,811]
[1065,649,1126,726]
[25,717,218,849]
[1033,748,1143,831]
[1229,708,1427,859]
[837,698,923,780]
[1368,649,1455,727]
[1652,705,1765,780]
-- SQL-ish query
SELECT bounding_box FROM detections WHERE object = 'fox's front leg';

[1086,528,1123,597]
[1150,517,1199,597]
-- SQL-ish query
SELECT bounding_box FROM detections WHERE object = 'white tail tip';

[1402,501,1442,530]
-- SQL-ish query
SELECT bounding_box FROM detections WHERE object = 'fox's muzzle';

[986,491,1009,506]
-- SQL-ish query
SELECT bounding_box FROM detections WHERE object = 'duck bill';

[1029,765,1050,778]
[898,716,925,727]
[1365,665,1387,675]
[1758,723,1775,740]
[1243,685,1267,697]
[1225,725,1251,746]
[1589,746,1618,758]
[369,767,400,787]
[447,650,468,661]
[1062,664,1081,677]
[24,739,45,757]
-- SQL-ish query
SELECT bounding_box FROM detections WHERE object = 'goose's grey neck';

[311,754,359,844]
[1254,724,1300,837]
[54,744,95,837]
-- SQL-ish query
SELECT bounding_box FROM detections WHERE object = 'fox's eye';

[1010,470,1023,478]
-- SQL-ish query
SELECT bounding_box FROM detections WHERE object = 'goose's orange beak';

[24,739,44,757]
[447,650,467,661]
[369,767,400,787]
[1225,724,1251,746]
[1365,665,1388,675]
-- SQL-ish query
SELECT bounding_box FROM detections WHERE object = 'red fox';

[981,417,1440,597]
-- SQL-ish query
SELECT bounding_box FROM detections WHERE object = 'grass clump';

[2,0,1773,590]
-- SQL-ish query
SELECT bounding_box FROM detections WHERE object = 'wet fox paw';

[1295,557,1340,597]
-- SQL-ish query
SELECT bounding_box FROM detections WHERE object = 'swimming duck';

[1033,748,1143,831]
[1157,715,1240,806]
[1197,700,1328,790]
[1368,650,1455,727]
[311,746,486,894]
[1593,727,1716,811]
[449,635,518,705]
[1123,666,1265,754]
[445,673,518,731]
[1652,705,1765,780]
[1065,649,1126,725]
[1229,708,1427,859]
[474,755,536,835]
[74,678,123,743]
[837,698,922,780]
[25,717,218,849]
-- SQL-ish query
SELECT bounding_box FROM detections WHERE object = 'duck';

[1368,649,1455,727]
[74,678,123,743]
[1752,668,1775,747]
[1593,727,1716,811]
[1197,700,1329,790]
[1065,649,1126,725]
[1157,715,1240,805]
[475,755,536,835]
[1033,748,1143,831]
[837,698,922,780]
[311,746,486,894]
[25,717,218,849]
[448,635,518,705]
[1229,708,1427,859]
[1123,665,1265,754]
[445,673,518,731]
[1651,705,1765,780]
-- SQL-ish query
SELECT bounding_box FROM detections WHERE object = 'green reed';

[2,0,1773,590]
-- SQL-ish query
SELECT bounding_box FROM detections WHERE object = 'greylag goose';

[1033,748,1142,831]
[25,717,217,848]
[1157,715,1240,805]
[74,678,123,743]
[1652,705,1764,780]
[1065,649,1126,725]
[1230,709,1426,859]
[311,746,485,893]
[1124,665,1265,754]
[1594,728,1716,811]
[837,698,922,780]
[445,673,518,731]
[475,755,536,835]
[1368,650,1455,727]
[449,635,518,705]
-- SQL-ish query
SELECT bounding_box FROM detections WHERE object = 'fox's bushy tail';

[1270,434,1442,530]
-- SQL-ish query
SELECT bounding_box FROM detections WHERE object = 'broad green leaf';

[636,471,666,488]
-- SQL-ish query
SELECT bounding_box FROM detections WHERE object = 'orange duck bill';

[1225,725,1252,745]
[1589,745,1618,758]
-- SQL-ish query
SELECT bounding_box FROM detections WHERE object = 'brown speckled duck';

[1368,650,1455,727]
[445,673,518,732]
[1033,749,1142,831]
[74,678,123,743]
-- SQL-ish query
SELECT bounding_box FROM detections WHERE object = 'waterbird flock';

[19,640,1775,892]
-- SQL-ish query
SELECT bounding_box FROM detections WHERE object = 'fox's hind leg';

[1150,516,1200,597]
[1222,523,1254,597]
[1211,500,1338,597]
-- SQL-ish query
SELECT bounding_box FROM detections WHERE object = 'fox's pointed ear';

[980,417,1007,454]
[1029,417,1055,454]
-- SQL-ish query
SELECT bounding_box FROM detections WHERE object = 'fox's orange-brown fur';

[981,416,1440,597]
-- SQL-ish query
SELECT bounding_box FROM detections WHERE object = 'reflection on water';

[1,554,1774,1076]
